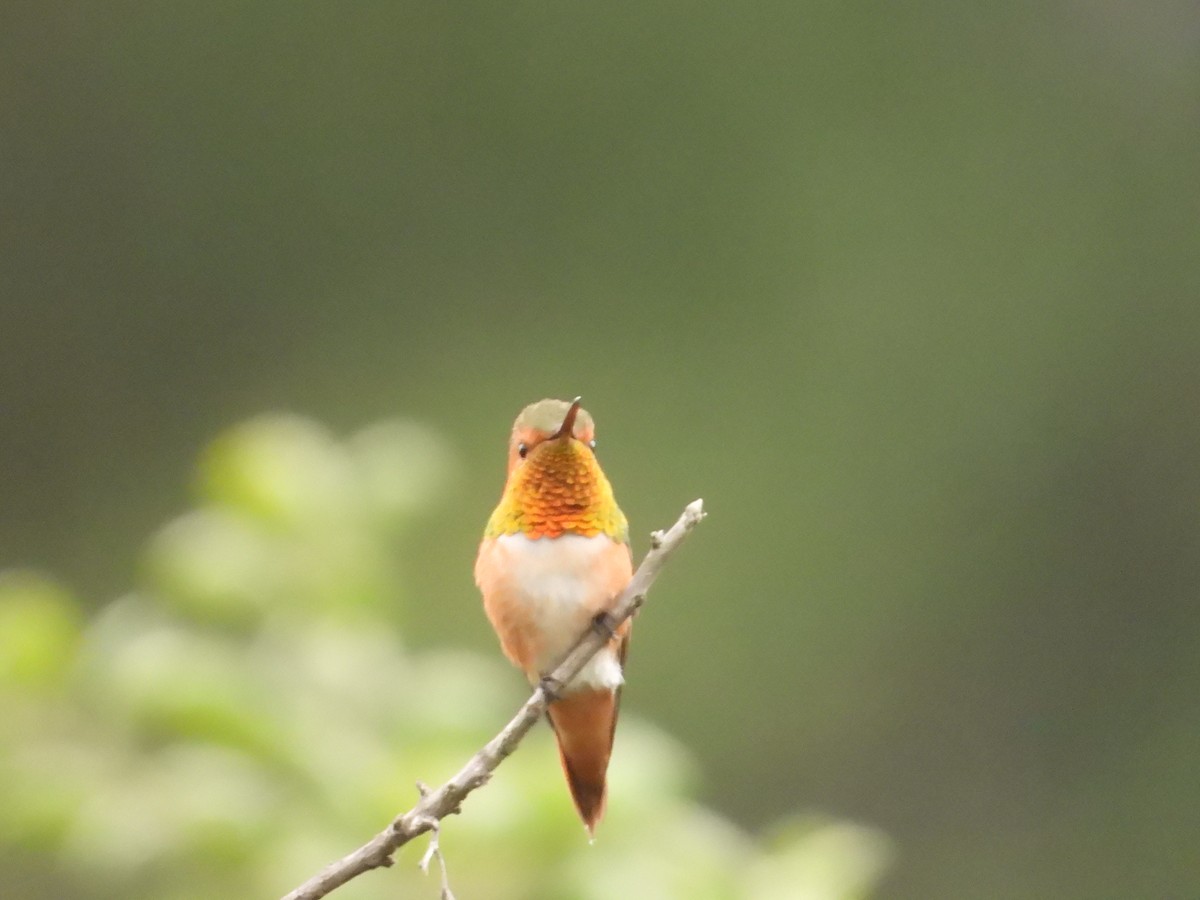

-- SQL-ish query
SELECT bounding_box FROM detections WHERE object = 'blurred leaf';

[747,816,893,900]
[198,415,359,529]
[0,572,82,690]
[144,510,285,627]
[348,419,458,527]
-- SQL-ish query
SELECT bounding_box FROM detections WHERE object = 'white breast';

[492,532,624,691]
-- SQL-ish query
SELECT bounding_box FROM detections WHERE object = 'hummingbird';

[475,397,633,835]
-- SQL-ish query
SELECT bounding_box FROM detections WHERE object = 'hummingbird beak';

[551,397,583,441]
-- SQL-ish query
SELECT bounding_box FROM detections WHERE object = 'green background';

[3,2,1198,898]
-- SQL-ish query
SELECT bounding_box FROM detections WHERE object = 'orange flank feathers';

[475,398,634,835]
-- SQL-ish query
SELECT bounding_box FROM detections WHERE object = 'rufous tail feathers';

[546,688,619,835]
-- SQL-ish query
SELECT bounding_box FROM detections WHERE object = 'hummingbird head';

[507,396,596,476]
[485,397,627,542]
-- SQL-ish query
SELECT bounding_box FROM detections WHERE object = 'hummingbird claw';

[538,674,564,703]
[591,610,619,640]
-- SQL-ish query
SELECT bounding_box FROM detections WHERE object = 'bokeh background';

[3,2,1199,898]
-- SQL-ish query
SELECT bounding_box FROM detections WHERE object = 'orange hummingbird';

[474,397,633,835]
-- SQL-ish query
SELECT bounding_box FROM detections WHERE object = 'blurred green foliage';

[0,416,889,900]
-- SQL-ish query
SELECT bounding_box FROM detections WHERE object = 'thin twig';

[279,499,706,900]
[415,782,454,899]
[417,822,454,900]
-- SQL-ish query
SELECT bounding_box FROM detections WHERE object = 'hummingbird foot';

[591,610,619,640]
[538,674,565,703]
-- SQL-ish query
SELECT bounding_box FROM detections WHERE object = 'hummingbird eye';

[517,442,528,459]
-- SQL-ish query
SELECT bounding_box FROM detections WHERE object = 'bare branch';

[280,499,706,900]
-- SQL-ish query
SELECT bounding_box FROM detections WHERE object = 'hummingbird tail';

[546,687,619,835]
